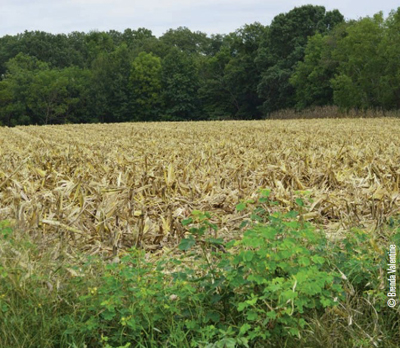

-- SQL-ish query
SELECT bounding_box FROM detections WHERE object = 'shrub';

[0,192,399,347]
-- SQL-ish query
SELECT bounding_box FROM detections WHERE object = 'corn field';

[1,119,399,254]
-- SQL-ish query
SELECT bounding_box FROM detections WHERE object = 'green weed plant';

[0,190,399,347]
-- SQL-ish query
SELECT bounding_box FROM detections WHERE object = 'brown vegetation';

[269,106,400,119]
[1,118,399,254]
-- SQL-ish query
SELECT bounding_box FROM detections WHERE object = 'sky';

[0,0,399,38]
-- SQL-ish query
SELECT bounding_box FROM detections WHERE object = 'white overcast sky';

[0,0,399,37]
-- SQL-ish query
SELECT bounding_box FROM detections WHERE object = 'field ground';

[1,118,400,347]
[1,118,400,254]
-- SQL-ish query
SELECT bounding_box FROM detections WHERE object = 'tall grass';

[269,106,400,119]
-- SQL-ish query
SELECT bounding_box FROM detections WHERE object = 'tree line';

[0,5,399,126]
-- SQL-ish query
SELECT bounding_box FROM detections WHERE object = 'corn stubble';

[0,119,399,254]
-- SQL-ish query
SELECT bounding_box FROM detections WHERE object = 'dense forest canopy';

[0,5,399,126]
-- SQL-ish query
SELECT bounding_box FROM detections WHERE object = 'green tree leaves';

[129,52,162,121]
[1,6,400,126]
[89,44,132,123]
[161,48,201,121]
[291,8,400,112]
[257,5,344,114]
[290,33,338,109]
[0,54,89,125]
[331,14,385,110]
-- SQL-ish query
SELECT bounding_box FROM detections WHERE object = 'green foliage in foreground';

[0,194,399,347]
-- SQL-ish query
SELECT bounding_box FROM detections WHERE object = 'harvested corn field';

[1,119,399,253]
